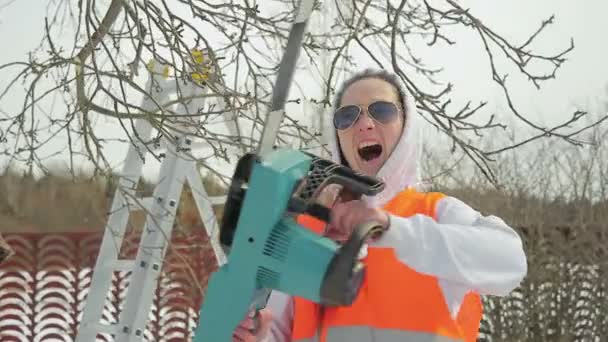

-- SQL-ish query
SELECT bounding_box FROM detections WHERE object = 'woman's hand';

[326,199,389,242]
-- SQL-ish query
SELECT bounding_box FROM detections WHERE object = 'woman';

[233,69,527,342]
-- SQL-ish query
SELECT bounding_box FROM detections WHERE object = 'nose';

[354,110,375,131]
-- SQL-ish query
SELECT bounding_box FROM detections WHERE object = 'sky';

[422,0,608,126]
[1,0,607,181]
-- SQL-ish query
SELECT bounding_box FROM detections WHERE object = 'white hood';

[323,85,423,208]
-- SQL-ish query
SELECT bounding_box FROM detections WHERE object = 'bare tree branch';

[1,0,605,187]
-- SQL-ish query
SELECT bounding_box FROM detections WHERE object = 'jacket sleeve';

[260,290,293,342]
[370,195,527,296]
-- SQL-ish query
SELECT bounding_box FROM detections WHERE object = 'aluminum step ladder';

[76,0,318,339]
[75,52,227,342]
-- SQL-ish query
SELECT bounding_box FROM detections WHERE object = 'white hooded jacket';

[261,77,528,342]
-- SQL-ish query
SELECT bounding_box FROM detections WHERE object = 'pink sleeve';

[260,290,293,342]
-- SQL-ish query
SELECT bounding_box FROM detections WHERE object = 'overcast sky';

[426,0,608,126]
[1,0,607,180]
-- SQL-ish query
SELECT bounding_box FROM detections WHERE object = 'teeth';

[358,141,378,149]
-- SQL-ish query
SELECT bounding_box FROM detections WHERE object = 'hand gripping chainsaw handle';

[286,151,385,224]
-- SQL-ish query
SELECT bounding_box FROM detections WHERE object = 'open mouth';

[358,142,383,162]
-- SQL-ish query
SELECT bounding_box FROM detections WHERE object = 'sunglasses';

[333,101,401,130]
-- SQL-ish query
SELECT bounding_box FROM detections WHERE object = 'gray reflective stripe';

[327,326,463,342]
[293,334,319,342]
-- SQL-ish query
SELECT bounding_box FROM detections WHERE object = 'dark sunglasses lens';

[369,101,399,123]
[334,106,360,130]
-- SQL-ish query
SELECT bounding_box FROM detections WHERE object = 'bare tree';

[1,0,605,187]
[4,3,608,340]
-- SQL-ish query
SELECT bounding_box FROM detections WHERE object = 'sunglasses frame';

[333,100,401,131]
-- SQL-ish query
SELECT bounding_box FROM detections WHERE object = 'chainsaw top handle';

[288,152,385,223]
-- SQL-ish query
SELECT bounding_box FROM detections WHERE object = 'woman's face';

[335,78,405,177]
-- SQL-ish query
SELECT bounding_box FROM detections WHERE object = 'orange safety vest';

[293,188,483,342]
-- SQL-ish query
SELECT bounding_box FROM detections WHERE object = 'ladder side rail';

[115,73,212,342]
[75,70,174,342]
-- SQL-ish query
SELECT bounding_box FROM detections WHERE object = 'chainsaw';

[192,0,387,340]
[193,148,385,341]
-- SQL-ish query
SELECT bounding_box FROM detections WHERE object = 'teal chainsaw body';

[193,148,384,341]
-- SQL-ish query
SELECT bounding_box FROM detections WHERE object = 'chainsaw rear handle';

[324,171,383,199]
[292,153,384,224]
[220,153,259,247]
[290,174,383,225]
[319,220,386,306]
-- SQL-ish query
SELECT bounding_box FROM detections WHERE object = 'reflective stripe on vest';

[293,328,463,342]
[294,335,320,342]
[292,188,482,342]
[327,326,463,342]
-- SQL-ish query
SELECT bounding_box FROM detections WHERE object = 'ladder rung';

[112,260,135,271]
[154,138,202,152]
[208,195,226,205]
[92,322,119,336]
[127,197,153,212]
[130,194,224,208]
[152,139,234,155]
[189,141,211,151]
